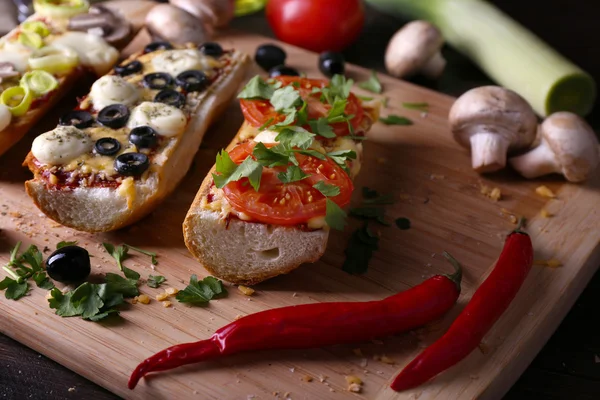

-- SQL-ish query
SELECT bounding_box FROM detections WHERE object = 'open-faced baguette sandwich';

[0,0,135,156]
[184,75,381,285]
[24,41,249,232]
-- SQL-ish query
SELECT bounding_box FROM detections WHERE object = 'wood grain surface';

[1,27,599,399]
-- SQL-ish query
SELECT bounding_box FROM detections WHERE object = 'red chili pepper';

[128,254,463,389]
[391,220,534,391]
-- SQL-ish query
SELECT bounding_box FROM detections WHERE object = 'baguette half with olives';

[0,2,134,156]
[183,75,380,285]
[24,42,250,232]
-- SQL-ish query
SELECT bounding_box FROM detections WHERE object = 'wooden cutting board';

[1,27,599,400]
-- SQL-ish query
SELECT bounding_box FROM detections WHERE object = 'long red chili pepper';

[391,220,534,391]
[129,253,463,389]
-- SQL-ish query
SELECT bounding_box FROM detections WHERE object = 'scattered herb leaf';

[342,225,379,274]
[213,151,263,191]
[379,115,413,126]
[270,86,302,111]
[313,181,341,197]
[308,117,336,139]
[147,275,166,289]
[237,75,274,100]
[349,206,391,226]
[325,199,347,231]
[176,275,227,305]
[278,165,309,183]
[358,70,382,94]
[125,244,158,265]
[56,241,77,249]
[402,102,429,111]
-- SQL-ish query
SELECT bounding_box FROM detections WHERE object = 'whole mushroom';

[68,5,132,49]
[449,86,538,173]
[169,0,235,29]
[385,20,446,79]
[145,3,211,45]
[509,112,599,182]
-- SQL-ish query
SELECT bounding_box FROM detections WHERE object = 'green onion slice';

[20,71,58,97]
[21,21,51,37]
[28,45,79,75]
[0,86,33,117]
[33,0,90,18]
[18,31,44,49]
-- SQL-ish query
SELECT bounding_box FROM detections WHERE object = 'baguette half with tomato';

[183,75,380,285]
[24,41,250,232]
[0,0,135,156]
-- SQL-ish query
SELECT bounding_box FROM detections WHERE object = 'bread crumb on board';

[238,285,255,296]
[540,208,553,218]
[480,185,502,201]
[135,294,151,304]
[535,185,556,198]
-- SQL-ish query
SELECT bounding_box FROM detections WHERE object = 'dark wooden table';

[1,1,599,399]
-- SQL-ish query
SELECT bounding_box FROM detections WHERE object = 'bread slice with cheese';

[24,44,250,232]
[184,94,380,285]
[0,5,130,156]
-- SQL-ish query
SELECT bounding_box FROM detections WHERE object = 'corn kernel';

[156,292,169,301]
[238,285,255,296]
[345,375,362,385]
[165,287,178,296]
[162,301,172,308]
[536,185,556,198]
[137,294,150,304]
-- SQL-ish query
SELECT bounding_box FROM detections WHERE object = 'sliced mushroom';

[169,0,234,29]
[509,112,600,182]
[385,20,446,79]
[145,4,211,45]
[68,5,132,48]
[449,86,538,173]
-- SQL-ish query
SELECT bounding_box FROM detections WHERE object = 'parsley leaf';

[327,150,357,168]
[358,70,382,94]
[1,243,48,300]
[258,117,275,131]
[357,95,374,101]
[147,275,166,289]
[275,127,314,150]
[105,273,139,297]
[125,244,158,265]
[33,271,54,290]
[342,224,379,274]
[402,102,429,111]
[349,206,391,226]
[270,86,302,111]
[308,117,336,139]
[361,187,395,205]
[56,241,77,249]
[176,275,227,305]
[327,98,348,122]
[274,108,297,127]
[296,100,309,126]
[295,149,327,160]
[395,217,412,230]
[313,181,341,197]
[379,115,413,125]
[5,280,29,300]
[102,243,129,271]
[70,283,104,319]
[213,151,263,191]
[237,75,274,100]
[278,165,309,183]
[253,142,291,167]
[325,199,347,231]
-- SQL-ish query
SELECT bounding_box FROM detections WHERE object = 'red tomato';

[222,142,353,226]
[240,76,364,137]
[266,0,365,53]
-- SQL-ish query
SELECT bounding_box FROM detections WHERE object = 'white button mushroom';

[449,86,538,173]
[145,3,212,45]
[509,112,599,182]
[385,20,446,79]
[169,0,235,29]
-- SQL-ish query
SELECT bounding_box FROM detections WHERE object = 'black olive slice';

[129,126,158,149]
[97,104,130,128]
[94,137,121,156]
[115,152,149,176]
[154,89,186,108]
[143,72,174,90]
[46,246,91,283]
[318,52,345,77]
[176,70,209,92]
[59,110,94,129]
[199,42,223,57]
[144,41,173,53]
[268,65,300,78]
[115,60,142,77]
[255,44,287,72]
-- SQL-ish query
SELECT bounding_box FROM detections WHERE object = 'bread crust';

[24,51,250,233]
[183,101,380,285]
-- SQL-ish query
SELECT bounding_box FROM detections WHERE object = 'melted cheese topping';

[50,32,118,75]
[32,126,93,165]
[151,49,222,77]
[89,75,139,111]
[127,102,187,138]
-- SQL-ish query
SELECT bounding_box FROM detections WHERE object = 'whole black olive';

[59,110,94,129]
[268,65,300,78]
[176,70,209,92]
[255,44,286,72]
[199,42,223,57]
[115,60,142,77]
[144,41,173,53]
[143,72,174,90]
[318,52,345,77]
[115,152,149,176]
[46,246,91,283]
[154,89,186,108]
[129,126,158,149]
[97,104,130,128]
[94,137,121,156]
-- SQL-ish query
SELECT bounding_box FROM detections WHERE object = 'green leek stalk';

[366,0,596,116]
